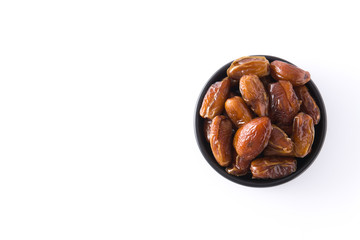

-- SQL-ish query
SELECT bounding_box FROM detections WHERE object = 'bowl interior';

[194,55,327,187]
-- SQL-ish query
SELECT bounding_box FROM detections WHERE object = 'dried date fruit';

[226,155,250,176]
[227,56,270,80]
[263,125,294,156]
[233,117,272,171]
[267,125,293,153]
[226,147,249,176]
[294,85,320,125]
[233,117,272,159]
[225,96,252,128]
[203,119,212,142]
[292,112,315,158]
[209,115,233,167]
[250,157,297,179]
[270,60,311,86]
[239,74,269,117]
[269,80,301,125]
[200,77,230,119]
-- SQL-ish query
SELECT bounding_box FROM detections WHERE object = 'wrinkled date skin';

[232,117,272,172]
[226,147,250,176]
[250,157,297,179]
[270,60,311,86]
[233,117,272,159]
[203,119,212,142]
[226,155,250,176]
[200,77,230,119]
[227,56,270,80]
[240,74,269,117]
[295,86,320,125]
[225,96,252,128]
[209,115,233,167]
[292,112,315,158]
[263,124,294,156]
[269,80,301,126]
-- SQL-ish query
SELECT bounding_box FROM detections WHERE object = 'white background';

[0,0,359,239]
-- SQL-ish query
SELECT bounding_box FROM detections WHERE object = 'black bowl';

[194,55,327,187]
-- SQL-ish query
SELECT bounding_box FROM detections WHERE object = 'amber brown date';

[209,115,233,167]
[203,119,212,142]
[227,56,270,80]
[225,96,252,128]
[232,117,272,172]
[226,155,250,176]
[295,85,320,125]
[239,74,269,117]
[292,112,315,158]
[233,117,272,159]
[200,77,230,119]
[250,157,297,179]
[269,80,301,126]
[267,125,293,152]
[270,60,311,86]
[263,125,294,156]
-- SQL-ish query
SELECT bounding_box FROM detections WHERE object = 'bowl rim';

[194,55,327,187]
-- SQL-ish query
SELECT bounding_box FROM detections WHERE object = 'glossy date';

[227,56,270,80]
[209,115,233,167]
[200,77,230,119]
[292,112,315,158]
[239,74,269,117]
[226,154,250,176]
[270,60,311,86]
[269,80,301,125]
[233,117,272,164]
[250,157,297,179]
[225,96,252,128]
[263,124,294,156]
[295,85,320,125]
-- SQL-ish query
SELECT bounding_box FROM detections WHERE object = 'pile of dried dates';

[200,56,320,179]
